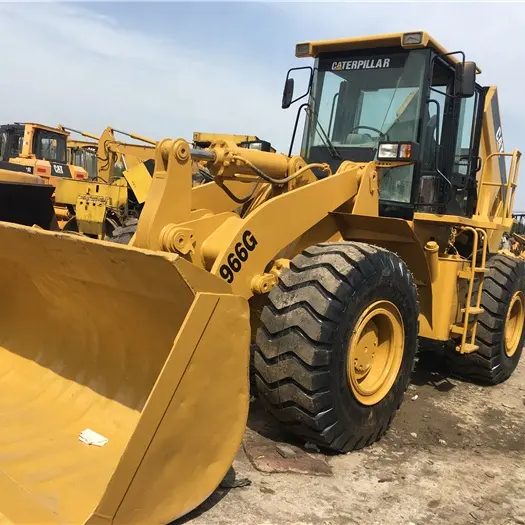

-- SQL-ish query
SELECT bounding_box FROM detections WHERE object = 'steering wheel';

[350,126,388,140]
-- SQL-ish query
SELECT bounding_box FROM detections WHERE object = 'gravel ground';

[175,353,525,525]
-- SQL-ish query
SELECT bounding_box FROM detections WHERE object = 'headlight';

[377,141,419,162]
[239,140,273,152]
[378,143,399,159]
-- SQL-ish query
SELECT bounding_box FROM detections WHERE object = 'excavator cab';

[284,32,488,220]
[67,141,98,180]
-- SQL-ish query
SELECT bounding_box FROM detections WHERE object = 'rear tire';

[446,254,525,384]
[254,242,419,452]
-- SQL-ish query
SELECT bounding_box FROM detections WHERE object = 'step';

[458,268,489,279]
[450,324,465,336]
[456,343,479,354]
[460,307,484,315]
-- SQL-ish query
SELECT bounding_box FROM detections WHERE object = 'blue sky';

[2,1,525,206]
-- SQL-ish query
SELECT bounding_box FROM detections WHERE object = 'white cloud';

[0,2,295,152]
[3,1,525,207]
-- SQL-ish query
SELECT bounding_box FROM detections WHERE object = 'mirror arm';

[288,103,309,157]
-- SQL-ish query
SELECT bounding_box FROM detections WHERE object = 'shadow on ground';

[410,351,458,392]
[170,468,245,524]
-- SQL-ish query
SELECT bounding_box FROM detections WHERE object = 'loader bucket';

[0,223,250,525]
[0,181,55,229]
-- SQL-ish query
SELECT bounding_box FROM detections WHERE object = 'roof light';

[402,32,423,46]
[295,43,310,57]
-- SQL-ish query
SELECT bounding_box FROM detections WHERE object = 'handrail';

[475,150,521,219]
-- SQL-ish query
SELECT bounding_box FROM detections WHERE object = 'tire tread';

[254,241,418,452]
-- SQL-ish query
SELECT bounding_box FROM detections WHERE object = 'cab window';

[1,132,24,160]
[34,130,67,163]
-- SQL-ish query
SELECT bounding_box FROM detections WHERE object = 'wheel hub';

[505,290,524,358]
[352,327,378,374]
[347,300,404,406]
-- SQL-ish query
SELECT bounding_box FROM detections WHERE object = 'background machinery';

[67,136,99,180]
[57,128,275,239]
[56,126,157,238]
[0,31,522,525]
[0,122,87,228]
[0,122,88,184]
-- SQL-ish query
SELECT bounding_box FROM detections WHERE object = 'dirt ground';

[175,354,525,525]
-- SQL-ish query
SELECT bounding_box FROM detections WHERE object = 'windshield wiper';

[305,105,342,160]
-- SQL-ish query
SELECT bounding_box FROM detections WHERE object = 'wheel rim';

[504,291,525,358]
[347,300,404,406]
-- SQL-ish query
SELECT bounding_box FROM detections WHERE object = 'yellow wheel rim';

[505,291,525,358]
[347,300,404,406]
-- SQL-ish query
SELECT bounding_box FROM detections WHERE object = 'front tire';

[254,242,419,452]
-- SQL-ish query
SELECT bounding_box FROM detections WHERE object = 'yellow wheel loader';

[0,31,523,524]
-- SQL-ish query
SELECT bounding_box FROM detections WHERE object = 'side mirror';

[455,61,476,98]
[282,78,294,109]
[281,66,313,109]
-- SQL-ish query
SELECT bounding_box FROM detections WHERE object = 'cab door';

[449,84,485,217]
[416,58,484,217]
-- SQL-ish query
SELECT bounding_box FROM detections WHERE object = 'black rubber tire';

[446,254,525,384]
[105,218,138,245]
[254,241,419,453]
[106,225,136,244]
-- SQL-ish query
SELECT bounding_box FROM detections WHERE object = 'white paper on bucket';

[79,428,108,447]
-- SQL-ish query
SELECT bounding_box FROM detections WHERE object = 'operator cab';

[0,123,69,167]
[283,32,487,219]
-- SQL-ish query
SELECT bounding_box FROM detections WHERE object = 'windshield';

[301,49,428,203]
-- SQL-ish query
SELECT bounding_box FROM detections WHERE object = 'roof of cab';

[296,31,481,73]
[19,123,70,136]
